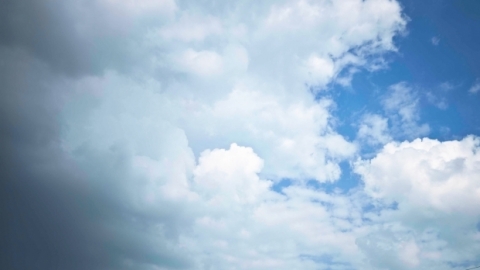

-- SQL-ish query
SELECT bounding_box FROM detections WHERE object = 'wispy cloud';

[470,79,480,94]
[381,82,430,139]
[426,91,448,109]
[357,113,392,145]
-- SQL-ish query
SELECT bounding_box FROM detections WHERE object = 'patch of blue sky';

[310,161,362,193]
[395,1,480,138]
[270,178,293,195]
[327,0,480,150]
[276,1,480,221]
[216,1,480,267]
[396,0,480,136]
[362,201,399,214]
[359,200,399,225]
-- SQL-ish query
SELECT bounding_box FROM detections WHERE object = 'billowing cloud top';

[1,0,479,269]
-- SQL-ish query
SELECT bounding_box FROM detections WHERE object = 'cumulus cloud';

[355,136,480,269]
[193,144,270,205]
[356,136,480,214]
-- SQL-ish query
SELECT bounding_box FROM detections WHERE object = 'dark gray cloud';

[0,1,191,267]
[0,0,93,76]
[0,46,191,269]
[0,0,162,77]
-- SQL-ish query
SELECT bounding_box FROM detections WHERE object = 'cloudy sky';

[1,0,480,269]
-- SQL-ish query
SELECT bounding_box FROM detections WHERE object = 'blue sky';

[325,0,480,195]
[336,0,480,138]
[1,0,480,269]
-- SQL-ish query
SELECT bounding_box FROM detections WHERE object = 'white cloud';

[175,49,224,77]
[431,36,440,46]
[158,13,222,42]
[382,82,430,138]
[354,136,480,269]
[64,72,356,183]
[426,91,448,110]
[16,0,437,268]
[425,82,454,110]
[193,143,271,205]
[470,79,480,94]
[356,83,429,150]
[303,54,336,86]
[357,113,392,145]
[356,227,416,269]
[439,82,454,92]
[355,136,480,214]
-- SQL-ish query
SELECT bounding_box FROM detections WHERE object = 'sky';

[1,0,480,269]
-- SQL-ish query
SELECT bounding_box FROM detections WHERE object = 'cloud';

[425,82,455,110]
[175,49,224,76]
[13,0,480,269]
[357,113,392,145]
[438,82,454,92]
[381,82,430,139]
[470,79,480,94]
[0,0,176,76]
[2,44,478,270]
[0,46,193,270]
[157,13,222,42]
[193,144,270,205]
[426,91,448,110]
[431,36,440,46]
[355,82,430,151]
[355,136,480,213]
[354,136,480,269]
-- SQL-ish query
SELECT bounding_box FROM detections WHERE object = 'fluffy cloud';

[174,145,369,269]
[193,144,270,205]
[356,136,480,214]
[355,136,480,269]
[59,0,407,183]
